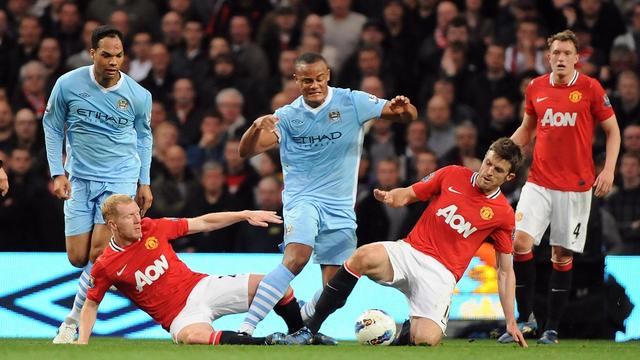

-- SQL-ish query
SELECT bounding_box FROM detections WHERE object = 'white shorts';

[515,182,592,253]
[169,274,250,342]
[380,241,456,334]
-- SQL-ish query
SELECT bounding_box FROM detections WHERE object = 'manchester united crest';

[145,236,159,250]
[480,206,494,220]
[569,91,582,103]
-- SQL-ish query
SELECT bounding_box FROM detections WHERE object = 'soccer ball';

[354,309,397,346]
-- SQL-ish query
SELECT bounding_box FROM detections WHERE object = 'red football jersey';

[524,71,614,191]
[87,218,207,331]
[407,166,515,281]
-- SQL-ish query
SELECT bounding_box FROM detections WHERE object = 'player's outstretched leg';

[284,263,360,345]
[240,264,296,335]
[53,262,93,344]
[179,325,287,345]
[215,331,287,345]
[306,263,359,334]
[273,290,305,334]
[241,244,312,334]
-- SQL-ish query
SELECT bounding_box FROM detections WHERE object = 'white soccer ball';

[354,309,397,346]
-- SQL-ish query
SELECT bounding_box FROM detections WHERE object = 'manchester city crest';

[328,110,341,122]
[117,98,129,110]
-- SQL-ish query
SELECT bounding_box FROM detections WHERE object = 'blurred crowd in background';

[0,0,639,256]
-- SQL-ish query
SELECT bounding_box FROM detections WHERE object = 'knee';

[283,252,310,275]
[348,245,379,273]
[183,333,200,345]
[412,330,442,346]
[67,253,88,268]
[180,329,207,345]
[513,232,534,254]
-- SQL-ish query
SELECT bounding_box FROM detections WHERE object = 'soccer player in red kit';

[499,30,621,345]
[77,194,304,345]
[282,138,528,347]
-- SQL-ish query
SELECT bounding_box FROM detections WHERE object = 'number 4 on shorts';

[573,223,581,239]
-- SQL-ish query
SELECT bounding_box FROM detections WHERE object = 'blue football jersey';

[43,65,153,184]
[275,87,386,210]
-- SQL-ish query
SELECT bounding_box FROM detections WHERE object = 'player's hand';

[388,96,413,115]
[53,175,72,200]
[244,210,283,227]
[506,321,528,348]
[374,188,389,202]
[374,188,405,208]
[253,115,279,132]
[0,168,8,196]
[136,184,153,217]
[593,168,614,197]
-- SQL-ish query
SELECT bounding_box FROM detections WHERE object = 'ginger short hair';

[101,194,135,221]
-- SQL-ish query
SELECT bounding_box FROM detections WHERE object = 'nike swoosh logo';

[116,264,127,276]
[550,288,568,292]
[448,186,463,194]
[536,97,548,103]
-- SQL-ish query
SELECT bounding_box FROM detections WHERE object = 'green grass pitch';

[1,338,639,360]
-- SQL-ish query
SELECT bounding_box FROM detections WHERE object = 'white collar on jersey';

[301,86,334,114]
[109,237,125,252]
[89,65,124,93]
[471,172,502,199]
[549,70,579,87]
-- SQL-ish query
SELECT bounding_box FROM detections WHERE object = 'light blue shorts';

[64,177,137,236]
[283,202,357,265]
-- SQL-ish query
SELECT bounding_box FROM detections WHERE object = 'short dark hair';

[295,52,327,68]
[91,25,124,49]
[488,137,523,173]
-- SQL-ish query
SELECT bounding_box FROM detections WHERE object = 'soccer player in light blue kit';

[238,53,417,340]
[43,26,153,343]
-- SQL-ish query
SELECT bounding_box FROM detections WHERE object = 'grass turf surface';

[1,338,639,360]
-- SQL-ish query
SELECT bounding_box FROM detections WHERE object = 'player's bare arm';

[373,187,418,208]
[593,115,621,197]
[380,96,418,123]
[510,112,537,147]
[496,251,528,348]
[186,210,283,235]
[239,115,280,158]
[76,299,99,344]
[135,184,153,217]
